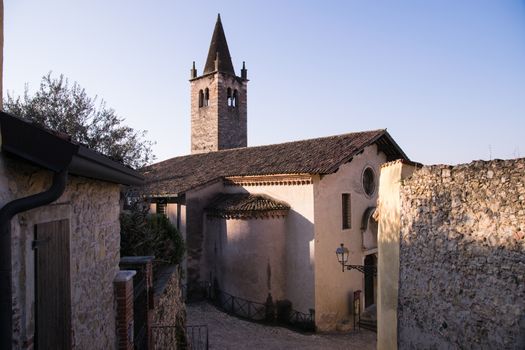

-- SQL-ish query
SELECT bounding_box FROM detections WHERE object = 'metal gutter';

[69,145,144,186]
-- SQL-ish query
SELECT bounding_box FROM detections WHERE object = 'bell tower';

[190,14,248,154]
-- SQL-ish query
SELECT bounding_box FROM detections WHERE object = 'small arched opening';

[227,87,232,107]
[232,89,238,108]
[198,90,204,108]
[204,88,210,107]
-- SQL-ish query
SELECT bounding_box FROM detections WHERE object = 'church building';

[142,15,409,331]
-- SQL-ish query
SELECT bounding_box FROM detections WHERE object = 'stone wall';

[398,158,525,348]
[216,73,247,150]
[1,156,121,349]
[190,72,247,154]
[191,74,219,153]
[152,266,187,349]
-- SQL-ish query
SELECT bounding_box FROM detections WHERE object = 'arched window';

[198,90,204,108]
[204,88,210,107]
[232,90,238,108]
[227,88,232,107]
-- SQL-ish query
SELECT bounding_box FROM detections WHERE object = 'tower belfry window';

[204,88,210,107]
[227,88,238,108]
[233,90,238,108]
[227,88,232,107]
[198,90,204,108]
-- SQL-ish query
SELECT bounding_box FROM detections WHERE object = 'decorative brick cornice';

[208,210,290,220]
[224,174,313,187]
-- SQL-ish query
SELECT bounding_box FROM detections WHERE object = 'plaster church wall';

[223,182,316,314]
[203,216,287,303]
[313,144,386,331]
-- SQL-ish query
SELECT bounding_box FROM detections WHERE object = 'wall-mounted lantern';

[335,243,377,276]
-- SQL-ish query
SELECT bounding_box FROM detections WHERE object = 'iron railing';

[214,289,267,321]
[212,287,315,332]
[184,280,315,332]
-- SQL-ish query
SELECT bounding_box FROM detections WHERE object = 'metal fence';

[183,280,315,332]
[212,287,315,332]
[289,309,316,332]
[214,289,267,321]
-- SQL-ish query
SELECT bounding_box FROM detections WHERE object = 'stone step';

[358,319,377,332]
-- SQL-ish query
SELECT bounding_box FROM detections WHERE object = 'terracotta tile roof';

[141,129,407,196]
[205,193,290,219]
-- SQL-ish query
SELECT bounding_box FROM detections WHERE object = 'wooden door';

[34,219,72,350]
[364,254,376,308]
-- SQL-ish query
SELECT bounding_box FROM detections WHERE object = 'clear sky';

[4,0,525,165]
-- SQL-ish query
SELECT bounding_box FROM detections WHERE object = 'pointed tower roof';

[203,14,235,75]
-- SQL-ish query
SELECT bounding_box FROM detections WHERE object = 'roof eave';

[0,112,144,186]
[69,146,145,186]
[324,130,409,174]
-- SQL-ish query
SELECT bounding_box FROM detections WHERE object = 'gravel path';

[186,302,376,350]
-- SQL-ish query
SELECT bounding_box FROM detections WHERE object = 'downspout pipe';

[0,169,68,349]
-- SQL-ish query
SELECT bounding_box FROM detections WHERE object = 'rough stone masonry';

[398,158,525,349]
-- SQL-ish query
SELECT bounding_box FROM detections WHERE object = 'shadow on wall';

[397,162,525,349]
[284,208,315,312]
[202,187,315,313]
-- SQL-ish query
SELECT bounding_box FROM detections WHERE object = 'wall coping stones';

[114,270,137,282]
[120,256,155,264]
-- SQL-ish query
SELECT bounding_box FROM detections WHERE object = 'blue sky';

[4,0,525,165]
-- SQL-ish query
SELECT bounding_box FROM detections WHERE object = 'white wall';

[313,144,387,331]
[204,216,287,303]
[223,182,315,313]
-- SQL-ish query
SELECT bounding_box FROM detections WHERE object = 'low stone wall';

[398,158,525,348]
[152,266,187,349]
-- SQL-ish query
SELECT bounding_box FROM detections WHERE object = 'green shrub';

[120,202,185,266]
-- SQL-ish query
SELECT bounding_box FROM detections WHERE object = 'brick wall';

[114,271,136,350]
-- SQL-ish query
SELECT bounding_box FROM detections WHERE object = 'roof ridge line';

[147,129,387,166]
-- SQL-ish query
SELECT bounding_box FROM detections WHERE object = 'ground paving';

[186,302,376,350]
